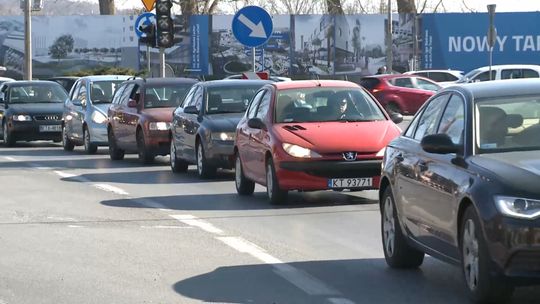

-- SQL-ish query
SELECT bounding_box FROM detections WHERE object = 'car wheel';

[170,141,188,173]
[460,206,514,303]
[62,125,75,151]
[83,126,98,154]
[196,141,216,179]
[137,130,155,164]
[3,120,15,147]
[108,128,124,161]
[381,187,424,268]
[385,102,401,115]
[235,153,254,195]
[266,157,287,205]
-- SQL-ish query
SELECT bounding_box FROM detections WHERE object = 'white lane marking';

[4,156,17,161]
[170,214,225,235]
[327,298,356,304]
[68,225,83,228]
[93,184,129,196]
[140,225,193,229]
[217,236,340,297]
[54,170,77,178]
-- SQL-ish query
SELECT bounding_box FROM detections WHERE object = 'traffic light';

[139,22,156,47]
[155,0,174,48]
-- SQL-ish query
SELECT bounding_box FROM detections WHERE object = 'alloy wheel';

[170,142,176,168]
[463,219,479,291]
[197,144,203,175]
[383,196,396,257]
[235,155,242,188]
[266,163,273,200]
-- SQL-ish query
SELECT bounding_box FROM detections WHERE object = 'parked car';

[170,79,271,177]
[47,76,79,93]
[62,75,130,153]
[234,80,403,204]
[360,74,441,115]
[403,69,463,87]
[458,64,540,83]
[224,74,292,82]
[107,77,197,163]
[0,77,15,86]
[380,79,540,303]
[0,81,68,146]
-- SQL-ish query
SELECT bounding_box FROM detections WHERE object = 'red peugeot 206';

[234,80,403,204]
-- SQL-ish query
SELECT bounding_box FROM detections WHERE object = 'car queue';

[1,71,540,303]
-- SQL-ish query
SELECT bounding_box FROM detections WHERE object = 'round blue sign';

[232,6,273,48]
[134,12,156,38]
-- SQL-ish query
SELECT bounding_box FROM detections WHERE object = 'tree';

[326,0,343,14]
[396,0,417,13]
[49,35,74,62]
[99,0,115,15]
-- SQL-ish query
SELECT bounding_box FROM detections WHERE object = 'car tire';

[266,157,287,205]
[170,140,188,173]
[137,130,155,164]
[235,153,254,195]
[3,120,15,147]
[381,187,425,268]
[62,125,75,151]
[196,141,216,179]
[83,126,98,154]
[385,102,401,115]
[108,128,124,161]
[460,206,514,304]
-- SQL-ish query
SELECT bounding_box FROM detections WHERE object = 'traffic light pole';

[24,0,32,80]
[146,45,151,77]
[159,47,165,78]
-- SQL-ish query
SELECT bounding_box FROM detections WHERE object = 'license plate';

[39,125,61,132]
[328,178,373,188]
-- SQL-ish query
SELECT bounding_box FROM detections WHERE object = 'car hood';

[141,107,174,122]
[205,113,243,132]
[94,103,112,116]
[471,151,540,194]
[275,121,401,154]
[8,103,63,114]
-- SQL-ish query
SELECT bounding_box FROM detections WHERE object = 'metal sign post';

[24,0,32,80]
[159,48,165,78]
[487,4,497,81]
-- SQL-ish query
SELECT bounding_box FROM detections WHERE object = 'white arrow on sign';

[238,14,267,39]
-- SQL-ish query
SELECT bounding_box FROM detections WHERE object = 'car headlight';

[91,111,107,124]
[212,132,235,141]
[376,147,386,157]
[282,143,321,158]
[12,114,32,121]
[495,196,540,219]
[149,122,171,131]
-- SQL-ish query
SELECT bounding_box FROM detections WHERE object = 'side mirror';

[248,117,266,130]
[127,99,138,108]
[421,133,460,154]
[183,105,199,115]
[72,99,82,106]
[390,112,403,124]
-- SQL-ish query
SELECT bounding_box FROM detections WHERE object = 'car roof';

[445,78,540,100]
[48,76,80,80]
[129,77,198,85]
[273,80,360,90]
[404,70,464,75]
[5,80,61,86]
[470,64,540,72]
[200,79,272,87]
[79,75,131,81]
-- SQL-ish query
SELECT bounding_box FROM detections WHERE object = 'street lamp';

[487,4,497,80]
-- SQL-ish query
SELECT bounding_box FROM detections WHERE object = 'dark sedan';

[380,79,540,303]
[170,80,270,178]
[0,81,67,146]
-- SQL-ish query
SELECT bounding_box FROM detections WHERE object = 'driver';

[35,87,54,101]
[329,96,350,120]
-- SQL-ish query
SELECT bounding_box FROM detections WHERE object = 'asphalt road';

[1,117,539,304]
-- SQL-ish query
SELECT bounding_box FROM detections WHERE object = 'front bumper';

[9,120,62,141]
[205,140,235,169]
[87,122,108,145]
[277,159,382,191]
[146,130,170,156]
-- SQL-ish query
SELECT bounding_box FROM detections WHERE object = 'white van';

[458,64,540,83]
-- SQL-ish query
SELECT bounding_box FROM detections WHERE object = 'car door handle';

[395,153,404,162]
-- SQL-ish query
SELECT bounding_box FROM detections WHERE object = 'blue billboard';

[423,12,540,73]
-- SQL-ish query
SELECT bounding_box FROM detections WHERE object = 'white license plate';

[328,178,373,188]
[39,125,61,132]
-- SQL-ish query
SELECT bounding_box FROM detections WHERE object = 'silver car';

[62,75,131,153]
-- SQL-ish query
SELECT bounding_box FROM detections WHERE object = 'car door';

[121,84,141,150]
[64,79,80,140]
[248,89,272,183]
[238,89,265,179]
[107,82,126,145]
[71,80,88,140]
[172,85,196,161]
[183,86,203,162]
[396,93,449,242]
[113,83,135,147]
[0,84,8,134]
[414,93,467,258]
[391,77,419,113]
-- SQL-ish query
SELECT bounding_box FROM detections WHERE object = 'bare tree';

[178,0,220,15]
[326,0,344,14]
[99,0,115,15]
[396,0,416,13]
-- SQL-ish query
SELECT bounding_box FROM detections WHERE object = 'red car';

[233,80,403,204]
[360,74,441,115]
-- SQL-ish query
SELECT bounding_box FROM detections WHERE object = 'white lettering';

[463,36,475,52]
[476,36,490,52]
[449,36,460,52]
[523,35,535,51]
[496,36,507,52]
[513,35,524,51]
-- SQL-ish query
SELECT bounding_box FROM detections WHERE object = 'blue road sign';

[135,12,156,38]
[232,6,273,48]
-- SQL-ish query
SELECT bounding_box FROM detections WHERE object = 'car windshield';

[205,85,261,114]
[8,83,67,103]
[90,80,125,104]
[476,95,540,153]
[275,87,387,123]
[144,84,192,108]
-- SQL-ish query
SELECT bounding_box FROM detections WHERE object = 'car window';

[111,84,125,105]
[416,78,440,91]
[143,84,193,108]
[523,69,539,78]
[404,107,424,138]
[429,72,448,82]
[393,78,414,88]
[415,72,428,78]
[77,83,88,107]
[247,90,265,119]
[255,90,271,119]
[70,80,81,101]
[119,83,135,106]
[90,80,125,104]
[437,94,465,145]
[413,94,449,140]
[181,85,197,108]
[472,71,496,82]
[501,69,525,79]
[189,86,203,110]
[205,84,262,115]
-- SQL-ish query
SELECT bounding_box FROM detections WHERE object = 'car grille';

[306,160,382,178]
[34,115,61,121]
[506,251,540,274]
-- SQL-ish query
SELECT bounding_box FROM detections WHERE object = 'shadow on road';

[101,191,377,211]
[172,258,540,304]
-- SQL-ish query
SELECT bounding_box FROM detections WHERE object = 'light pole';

[386,0,393,73]
[487,4,497,81]
[24,0,32,80]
